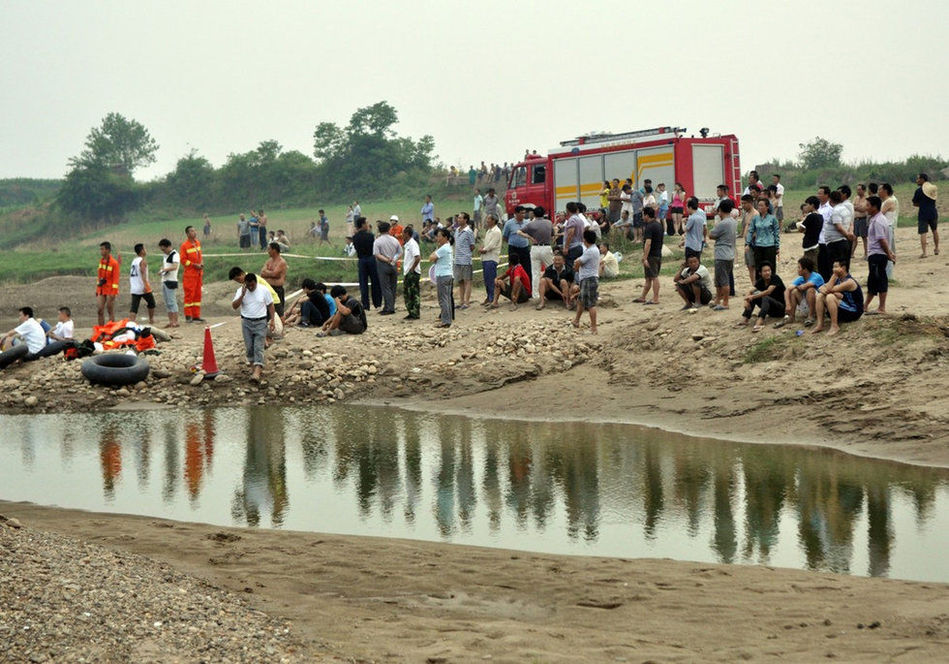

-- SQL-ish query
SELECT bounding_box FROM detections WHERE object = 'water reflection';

[1,406,947,581]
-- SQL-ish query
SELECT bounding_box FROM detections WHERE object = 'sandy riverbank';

[2,502,948,663]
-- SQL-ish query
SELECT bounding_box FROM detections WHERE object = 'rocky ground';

[0,515,313,663]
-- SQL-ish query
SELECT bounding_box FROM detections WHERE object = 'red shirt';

[505,264,531,296]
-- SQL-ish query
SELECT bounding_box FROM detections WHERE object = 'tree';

[798,137,843,170]
[57,164,141,223]
[73,112,159,178]
[311,101,435,197]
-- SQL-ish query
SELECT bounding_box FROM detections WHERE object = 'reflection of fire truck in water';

[504,126,741,218]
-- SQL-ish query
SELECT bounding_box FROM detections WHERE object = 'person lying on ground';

[537,252,576,311]
[489,253,531,310]
[674,255,714,310]
[775,256,824,328]
[319,286,368,336]
[812,259,864,336]
[738,261,786,332]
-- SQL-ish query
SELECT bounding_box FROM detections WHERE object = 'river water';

[1,405,947,582]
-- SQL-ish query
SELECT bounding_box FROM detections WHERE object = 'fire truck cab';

[505,127,741,218]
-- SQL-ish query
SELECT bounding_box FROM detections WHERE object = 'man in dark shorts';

[812,259,863,336]
[320,286,367,336]
[634,206,663,305]
[537,251,576,310]
[864,196,897,315]
[912,173,939,258]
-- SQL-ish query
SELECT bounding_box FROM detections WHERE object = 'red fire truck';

[504,127,741,217]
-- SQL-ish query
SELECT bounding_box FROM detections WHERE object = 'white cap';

[389,215,399,222]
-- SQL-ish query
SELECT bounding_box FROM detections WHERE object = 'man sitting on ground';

[537,252,577,310]
[812,259,864,336]
[738,261,786,332]
[776,256,824,328]
[489,254,531,310]
[674,255,714,310]
[598,243,619,278]
[0,307,49,370]
[319,286,368,336]
[47,307,74,342]
[284,279,336,327]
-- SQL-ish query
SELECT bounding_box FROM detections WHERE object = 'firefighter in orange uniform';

[180,225,205,322]
[96,241,120,325]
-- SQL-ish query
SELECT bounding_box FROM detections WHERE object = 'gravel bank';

[0,515,311,663]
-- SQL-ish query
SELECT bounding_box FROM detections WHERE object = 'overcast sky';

[2,0,947,182]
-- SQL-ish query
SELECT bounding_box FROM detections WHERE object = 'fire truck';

[504,126,741,217]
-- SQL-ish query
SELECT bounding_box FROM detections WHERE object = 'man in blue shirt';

[502,205,532,286]
[684,197,707,260]
[775,256,825,328]
[421,195,434,223]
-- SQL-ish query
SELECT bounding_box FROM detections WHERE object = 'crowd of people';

[0,171,939,381]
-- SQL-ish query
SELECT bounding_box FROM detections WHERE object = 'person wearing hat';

[517,205,554,300]
[912,173,939,258]
[388,214,405,245]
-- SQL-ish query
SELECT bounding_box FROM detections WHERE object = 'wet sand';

[3,502,948,663]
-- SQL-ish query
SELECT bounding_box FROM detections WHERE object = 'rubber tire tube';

[81,353,150,386]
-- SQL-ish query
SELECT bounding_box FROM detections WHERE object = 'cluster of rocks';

[0,516,306,662]
[0,315,605,414]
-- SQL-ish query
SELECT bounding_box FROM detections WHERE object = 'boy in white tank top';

[129,243,157,324]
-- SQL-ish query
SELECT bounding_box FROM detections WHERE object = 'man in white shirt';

[373,221,403,315]
[473,189,484,229]
[158,238,181,328]
[231,273,275,383]
[0,307,48,369]
[401,225,422,320]
[772,174,785,222]
[48,307,74,342]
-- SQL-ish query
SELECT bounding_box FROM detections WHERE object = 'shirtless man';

[260,242,288,318]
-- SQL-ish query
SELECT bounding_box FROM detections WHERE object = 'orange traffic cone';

[202,326,220,377]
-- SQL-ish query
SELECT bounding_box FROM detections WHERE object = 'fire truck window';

[531,165,546,184]
[512,166,527,188]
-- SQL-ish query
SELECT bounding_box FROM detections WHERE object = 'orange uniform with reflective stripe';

[96,255,120,296]
[180,239,203,319]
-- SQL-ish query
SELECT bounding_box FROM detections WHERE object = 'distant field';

[0,180,943,286]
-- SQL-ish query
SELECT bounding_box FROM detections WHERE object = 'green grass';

[743,336,789,364]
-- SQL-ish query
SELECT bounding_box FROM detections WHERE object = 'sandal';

[632,297,646,303]
[752,325,763,333]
